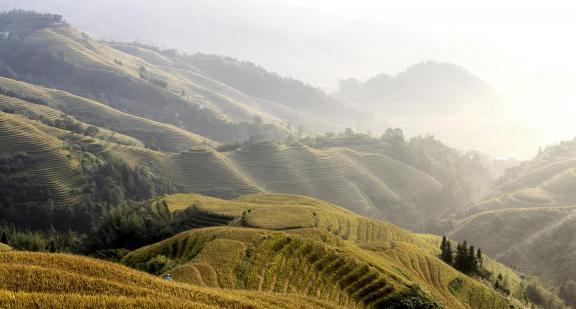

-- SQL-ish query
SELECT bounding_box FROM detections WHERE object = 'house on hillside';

[0,32,9,40]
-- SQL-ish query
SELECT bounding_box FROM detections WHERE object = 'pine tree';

[455,241,468,272]
[0,231,7,244]
[468,246,479,274]
[476,248,483,266]
[440,236,453,264]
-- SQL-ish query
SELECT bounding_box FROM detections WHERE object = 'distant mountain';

[338,61,498,116]
[336,61,521,157]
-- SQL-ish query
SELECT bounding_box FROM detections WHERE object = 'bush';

[381,284,444,308]
[139,255,176,275]
[448,278,463,295]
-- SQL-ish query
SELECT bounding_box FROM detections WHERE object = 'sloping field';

[166,147,263,197]
[493,159,576,196]
[226,143,444,222]
[0,77,211,152]
[99,143,262,199]
[449,206,576,284]
[28,26,275,123]
[125,193,516,308]
[0,93,144,147]
[327,148,443,206]
[0,251,341,308]
[227,143,376,216]
[0,243,10,251]
[0,112,85,205]
[147,193,429,246]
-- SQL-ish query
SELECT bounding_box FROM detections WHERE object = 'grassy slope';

[0,77,212,152]
[125,193,521,308]
[0,251,340,308]
[0,243,10,251]
[8,24,289,141]
[111,43,344,133]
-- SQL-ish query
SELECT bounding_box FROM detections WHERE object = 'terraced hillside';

[226,142,444,226]
[0,12,291,143]
[1,93,450,230]
[447,140,576,287]
[124,193,523,308]
[0,77,212,152]
[0,251,339,308]
[0,112,85,205]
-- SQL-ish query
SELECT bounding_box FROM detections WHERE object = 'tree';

[476,248,483,267]
[1,231,8,244]
[84,125,99,137]
[455,241,468,272]
[468,246,479,274]
[440,236,453,264]
[48,240,56,253]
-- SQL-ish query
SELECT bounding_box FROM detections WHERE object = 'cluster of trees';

[440,237,514,295]
[0,10,64,33]
[0,226,81,253]
[440,237,483,275]
[380,129,492,207]
[0,86,48,106]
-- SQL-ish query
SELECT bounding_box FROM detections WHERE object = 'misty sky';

[3,0,576,158]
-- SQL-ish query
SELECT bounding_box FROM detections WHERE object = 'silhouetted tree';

[455,241,468,271]
[440,236,453,264]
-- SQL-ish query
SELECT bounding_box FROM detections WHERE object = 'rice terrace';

[1,3,576,309]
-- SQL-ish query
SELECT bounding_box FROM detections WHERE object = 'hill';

[1,91,478,231]
[337,61,497,117]
[445,139,576,293]
[0,251,340,308]
[0,10,497,232]
[120,193,527,309]
[0,10,291,143]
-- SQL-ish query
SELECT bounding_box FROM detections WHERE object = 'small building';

[0,32,10,40]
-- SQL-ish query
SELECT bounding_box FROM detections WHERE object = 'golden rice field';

[124,193,520,308]
[0,251,342,308]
